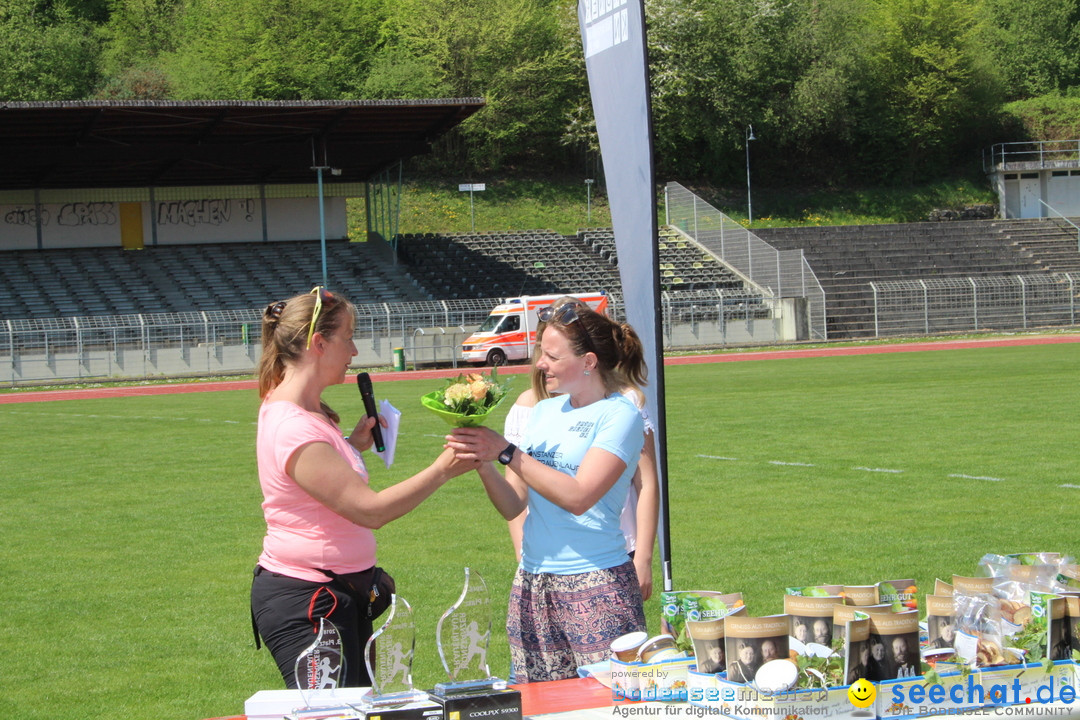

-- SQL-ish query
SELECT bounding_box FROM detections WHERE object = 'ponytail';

[612,322,647,392]
[257,300,291,399]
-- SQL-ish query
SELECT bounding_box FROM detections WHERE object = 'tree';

[160,0,387,99]
[855,0,1002,179]
[980,0,1080,100]
[646,0,735,179]
[647,0,876,184]
[0,0,101,100]
[374,0,586,171]
[97,0,181,79]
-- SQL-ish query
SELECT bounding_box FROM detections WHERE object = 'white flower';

[443,383,470,406]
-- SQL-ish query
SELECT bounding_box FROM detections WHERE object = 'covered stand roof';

[0,99,485,191]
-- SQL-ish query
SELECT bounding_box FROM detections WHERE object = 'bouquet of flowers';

[420,368,512,427]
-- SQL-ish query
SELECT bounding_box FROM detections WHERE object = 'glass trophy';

[294,617,346,708]
[357,594,429,708]
[431,567,507,697]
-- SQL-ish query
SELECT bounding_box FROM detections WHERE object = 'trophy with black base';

[354,595,442,720]
[426,568,522,720]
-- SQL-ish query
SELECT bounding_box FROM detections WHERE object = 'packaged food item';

[1009,552,1062,566]
[1010,591,1068,663]
[685,619,726,674]
[683,591,744,623]
[934,578,954,595]
[976,553,1017,578]
[784,594,845,650]
[842,614,871,684]
[952,575,994,595]
[924,594,956,651]
[1063,594,1080,654]
[754,659,798,693]
[878,579,918,612]
[724,614,790,686]
[638,634,685,664]
[843,585,880,606]
[785,584,843,597]
[661,590,743,653]
[833,603,892,643]
[954,590,1007,666]
[611,631,648,662]
[867,610,920,680]
[1054,564,1080,591]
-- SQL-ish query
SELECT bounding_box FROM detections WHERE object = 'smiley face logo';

[848,678,876,708]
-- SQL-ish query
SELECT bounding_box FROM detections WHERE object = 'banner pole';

[578,0,672,591]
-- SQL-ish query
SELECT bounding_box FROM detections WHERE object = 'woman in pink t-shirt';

[250,287,476,688]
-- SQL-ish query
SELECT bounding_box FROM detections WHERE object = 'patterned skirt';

[506,560,645,683]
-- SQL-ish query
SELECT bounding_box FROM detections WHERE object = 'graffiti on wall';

[4,207,46,226]
[156,198,256,226]
[58,202,117,226]
[3,202,118,227]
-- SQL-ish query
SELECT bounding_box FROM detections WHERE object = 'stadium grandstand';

[756,217,1080,338]
[2,103,1080,384]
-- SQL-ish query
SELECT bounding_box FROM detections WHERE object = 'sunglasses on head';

[537,303,581,325]
[537,303,598,357]
[305,286,335,349]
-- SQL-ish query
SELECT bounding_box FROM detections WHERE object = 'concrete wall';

[1,189,353,250]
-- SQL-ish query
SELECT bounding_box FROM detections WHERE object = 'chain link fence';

[870,274,1079,336]
[664,181,828,340]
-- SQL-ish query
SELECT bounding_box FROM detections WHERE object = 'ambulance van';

[461,292,609,366]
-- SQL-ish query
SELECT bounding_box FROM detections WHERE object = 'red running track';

[2,333,1077,405]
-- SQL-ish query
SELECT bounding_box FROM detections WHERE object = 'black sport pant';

[250,565,373,688]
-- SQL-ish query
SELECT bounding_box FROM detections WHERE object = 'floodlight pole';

[314,164,328,289]
[745,124,756,225]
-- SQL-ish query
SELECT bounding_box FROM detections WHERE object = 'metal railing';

[1039,199,1080,252]
[6,274,1076,384]
[870,273,1078,336]
[983,140,1080,173]
[664,181,827,340]
[2,289,785,385]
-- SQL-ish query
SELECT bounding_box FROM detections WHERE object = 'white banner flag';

[578,0,671,588]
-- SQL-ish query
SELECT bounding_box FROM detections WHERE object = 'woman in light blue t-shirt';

[449,302,648,683]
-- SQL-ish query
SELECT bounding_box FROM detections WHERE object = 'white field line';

[688,450,1023,484]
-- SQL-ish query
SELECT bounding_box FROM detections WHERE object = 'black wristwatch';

[497,443,517,465]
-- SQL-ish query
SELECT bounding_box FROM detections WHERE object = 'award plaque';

[427,568,521,720]
[358,594,430,709]
[292,617,351,714]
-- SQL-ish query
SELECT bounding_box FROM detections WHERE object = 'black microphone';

[356,372,385,452]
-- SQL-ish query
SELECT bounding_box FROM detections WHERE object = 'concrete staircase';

[992,218,1080,273]
[755,219,1080,338]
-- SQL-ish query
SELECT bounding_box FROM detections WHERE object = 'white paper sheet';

[373,399,400,469]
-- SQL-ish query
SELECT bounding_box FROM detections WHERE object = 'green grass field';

[1,342,1077,720]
